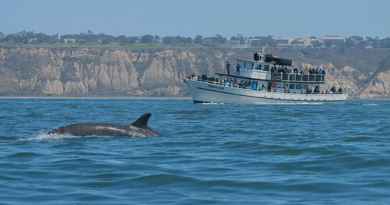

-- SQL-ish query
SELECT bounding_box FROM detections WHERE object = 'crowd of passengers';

[227,59,326,77]
[271,66,326,76]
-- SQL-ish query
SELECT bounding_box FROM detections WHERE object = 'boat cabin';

[213,52,333,94]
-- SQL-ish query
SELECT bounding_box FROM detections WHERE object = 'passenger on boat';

[330,86,336,93]
[314,86,320,94]
[188,73,196,80]
[226,61,231,75]
[254,52,260,61]
[236,64,240,73]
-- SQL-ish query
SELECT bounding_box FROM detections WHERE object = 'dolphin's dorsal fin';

[131,113,151,128]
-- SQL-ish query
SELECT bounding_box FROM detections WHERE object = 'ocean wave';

[362,103,378,106]
[5,152,43,159]
[130,173,275,189]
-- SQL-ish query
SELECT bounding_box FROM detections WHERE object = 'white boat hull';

[185,80,348,104]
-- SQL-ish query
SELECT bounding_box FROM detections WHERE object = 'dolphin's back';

[48,113,159,137]
[50,123,128,136]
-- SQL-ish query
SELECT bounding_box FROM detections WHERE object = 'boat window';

[289,84,295,89]
[263,65,269,71]
[256,64,262,70]
[296,84,303,89]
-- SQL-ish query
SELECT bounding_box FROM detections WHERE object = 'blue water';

[0,99,390,205]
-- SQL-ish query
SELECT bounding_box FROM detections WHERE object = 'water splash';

[362,103,378,106]
[27,132,114,141]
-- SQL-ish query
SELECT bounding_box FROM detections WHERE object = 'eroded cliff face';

[0,47,389,98]
[360,70,390,97]
[0,47,226,96]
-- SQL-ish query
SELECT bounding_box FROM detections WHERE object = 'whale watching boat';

[184,52,348,104]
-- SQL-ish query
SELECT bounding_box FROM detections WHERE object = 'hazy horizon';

[1,0,389,38]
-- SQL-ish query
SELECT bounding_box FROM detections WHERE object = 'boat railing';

[272,73,325,83]
[190,75,345,95]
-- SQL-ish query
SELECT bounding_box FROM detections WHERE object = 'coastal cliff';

[0,47,389,98]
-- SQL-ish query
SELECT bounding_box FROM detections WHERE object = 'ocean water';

[0,99,389,205]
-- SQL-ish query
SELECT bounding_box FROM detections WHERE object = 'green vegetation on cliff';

[1,31,390,49]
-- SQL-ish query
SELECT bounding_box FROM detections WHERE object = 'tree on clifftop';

[194,35,203,44]
[140,35,155,44]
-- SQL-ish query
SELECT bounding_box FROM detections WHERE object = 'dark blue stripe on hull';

[193,100,210,104]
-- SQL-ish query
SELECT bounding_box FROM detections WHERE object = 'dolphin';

[48,113,159,137]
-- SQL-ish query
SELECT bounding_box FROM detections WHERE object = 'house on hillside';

[63,38,77,44]
[320,35,345,47]
[248,36,274,47]
[288,37,320,47]
[274,38,290,47]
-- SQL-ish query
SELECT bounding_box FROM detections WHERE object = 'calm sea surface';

[0,99,389,205]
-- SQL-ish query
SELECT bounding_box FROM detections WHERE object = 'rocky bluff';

[0,47,389,98]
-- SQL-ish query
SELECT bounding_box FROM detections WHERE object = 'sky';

[0,0,389,37]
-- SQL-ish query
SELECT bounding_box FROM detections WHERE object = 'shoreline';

[0,96,389,101]
[0,96,192,100]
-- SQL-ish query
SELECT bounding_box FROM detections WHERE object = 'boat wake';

[198,102,225,105]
